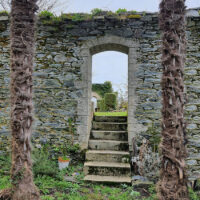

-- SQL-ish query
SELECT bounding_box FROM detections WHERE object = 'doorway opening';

[78,36,138,150]
[92,51,128,115]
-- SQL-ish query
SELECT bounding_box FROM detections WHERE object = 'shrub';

[92,81,113,98]
[97,100,101,111]
[39,10,54,18]
[104,93,117,111]
[71,14,84,21]
[0,10,9,16]
[32,149,59,178]
[98,99,107,112]
[91,8,103,16]
[189,187,200,200]
[130,10,137,14]
[116,8,127,14]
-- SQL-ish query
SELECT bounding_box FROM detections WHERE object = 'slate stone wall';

[0,10,200,180]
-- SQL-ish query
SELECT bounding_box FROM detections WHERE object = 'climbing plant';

[92,81,113,98]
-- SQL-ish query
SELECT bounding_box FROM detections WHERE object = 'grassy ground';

[0,151,155,200]
[94,112,127,117]
[0,150,199,200]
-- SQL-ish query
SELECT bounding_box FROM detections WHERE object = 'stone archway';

[77,36,139,150]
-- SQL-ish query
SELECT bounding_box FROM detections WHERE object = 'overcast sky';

[92,52,128,92]
[55,0,200,14]
[55,0,200,92]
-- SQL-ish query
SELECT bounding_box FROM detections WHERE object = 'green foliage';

[116,8,127,14]
[35,165,82,195]
[71,14,84,21]
[91,8,103,16]
[0,153,11,176]
[51,16,63,24]
[146,124,161,152]
[0,154,165,200]
[130,10,137,14]
[104,93,117,111]
[98,99,107,112]
[39,10,54,18]
[32,149,59,178]
[0,176,11,190]
[189,188,200,200]
[59,143,80,155]
[0,10,9,16]
[92,81,113,98]
[142,185,158,200]
[106,11,117,17]
[143,11,146,16]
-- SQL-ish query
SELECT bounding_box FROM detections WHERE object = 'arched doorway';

[78,36,138,150]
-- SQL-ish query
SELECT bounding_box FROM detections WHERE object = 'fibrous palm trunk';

[0,0,40,199]
[158,0,189,199]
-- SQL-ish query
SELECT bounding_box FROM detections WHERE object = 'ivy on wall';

[92,81,113,98]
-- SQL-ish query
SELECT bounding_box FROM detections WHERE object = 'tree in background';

[0,0,40,199]
[158,0,188,199]
[117,83,128,111]
[0,0,67,12]
[92,81,113,98]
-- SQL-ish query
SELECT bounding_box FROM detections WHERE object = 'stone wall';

[0,9,200,180]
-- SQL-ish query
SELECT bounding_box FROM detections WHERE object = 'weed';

[32,149,59,178]
[34,175,55,195]
[91,8,103,16]
[51,16,63,24]
[146,124,160,152]
[0,154,11,176]
[39,10,54,18]
[130,10,137,14]
[71,14,84,21]
[143,11,146,16]
[189,187,200,200]
[41,195,55,200]
[106,11,116,17]
[0,10,9,16]
[116,8,127,14]
[142,185,158,200]
[0,176,11,190]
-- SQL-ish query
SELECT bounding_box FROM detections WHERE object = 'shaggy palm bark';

[158,0,189,199]
[0,0,40,199]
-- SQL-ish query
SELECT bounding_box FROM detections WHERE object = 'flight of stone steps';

[84,115,131,183]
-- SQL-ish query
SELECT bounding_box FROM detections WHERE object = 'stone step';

[86,150,130,163]
[91,130,128,141]
[92,122,127,131]
[88,140,129,151]
[84,175,131,183]
[84,161,131,177]
[94,116,127,123]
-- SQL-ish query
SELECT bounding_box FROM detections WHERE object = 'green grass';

[0,151,143,200]
[94,112,127,117]
[1,148,199,200]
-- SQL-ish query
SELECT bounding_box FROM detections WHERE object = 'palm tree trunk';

[0,0,40,199]
[158,0,189,199]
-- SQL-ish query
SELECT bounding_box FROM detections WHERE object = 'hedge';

[92,81,113,98]
[104,93,117,111]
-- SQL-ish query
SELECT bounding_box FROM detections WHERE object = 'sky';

[92,52,128,92]
[54,0,200,92]
[55,0,200,14]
